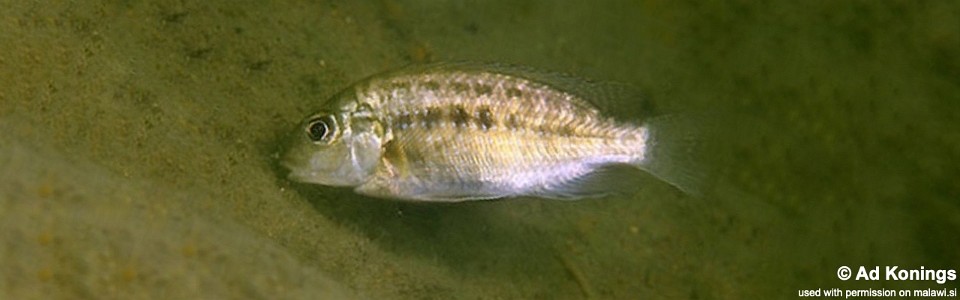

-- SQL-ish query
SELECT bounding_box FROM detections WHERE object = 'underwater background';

[1,0,957,298]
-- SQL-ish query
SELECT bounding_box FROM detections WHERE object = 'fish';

[281,63,701,202]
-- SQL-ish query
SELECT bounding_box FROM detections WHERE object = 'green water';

[1,0,957,299]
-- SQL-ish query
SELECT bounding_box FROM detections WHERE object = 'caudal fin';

[634,115,709,197]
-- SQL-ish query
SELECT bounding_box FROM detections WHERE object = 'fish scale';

[370,74,612,138]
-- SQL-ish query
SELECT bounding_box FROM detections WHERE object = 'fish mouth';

[281,160,339,186]
[285,168,325,185]
[281,159,315,182]
[285,169,306,181]
[279,154,313,183]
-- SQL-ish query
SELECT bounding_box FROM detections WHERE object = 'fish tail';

[632,115,706,196]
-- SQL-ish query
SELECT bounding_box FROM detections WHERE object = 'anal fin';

[527,165,639,200]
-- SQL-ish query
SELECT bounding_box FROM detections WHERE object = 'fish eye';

[305,115,336,143]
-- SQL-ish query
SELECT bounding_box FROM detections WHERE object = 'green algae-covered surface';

[1,1,957,299]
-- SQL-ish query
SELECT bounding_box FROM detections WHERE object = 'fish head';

[282,96,385,187]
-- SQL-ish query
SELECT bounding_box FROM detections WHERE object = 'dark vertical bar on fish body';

[477,106,494,130]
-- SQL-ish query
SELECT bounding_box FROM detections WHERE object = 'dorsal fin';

[389,61,655,122]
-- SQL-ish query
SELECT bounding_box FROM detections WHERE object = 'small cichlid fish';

[282,63,700,202]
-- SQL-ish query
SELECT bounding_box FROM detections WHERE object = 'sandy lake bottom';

[1,1,957,299]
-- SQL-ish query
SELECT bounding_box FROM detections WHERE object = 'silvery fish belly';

[282,64,699,202]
